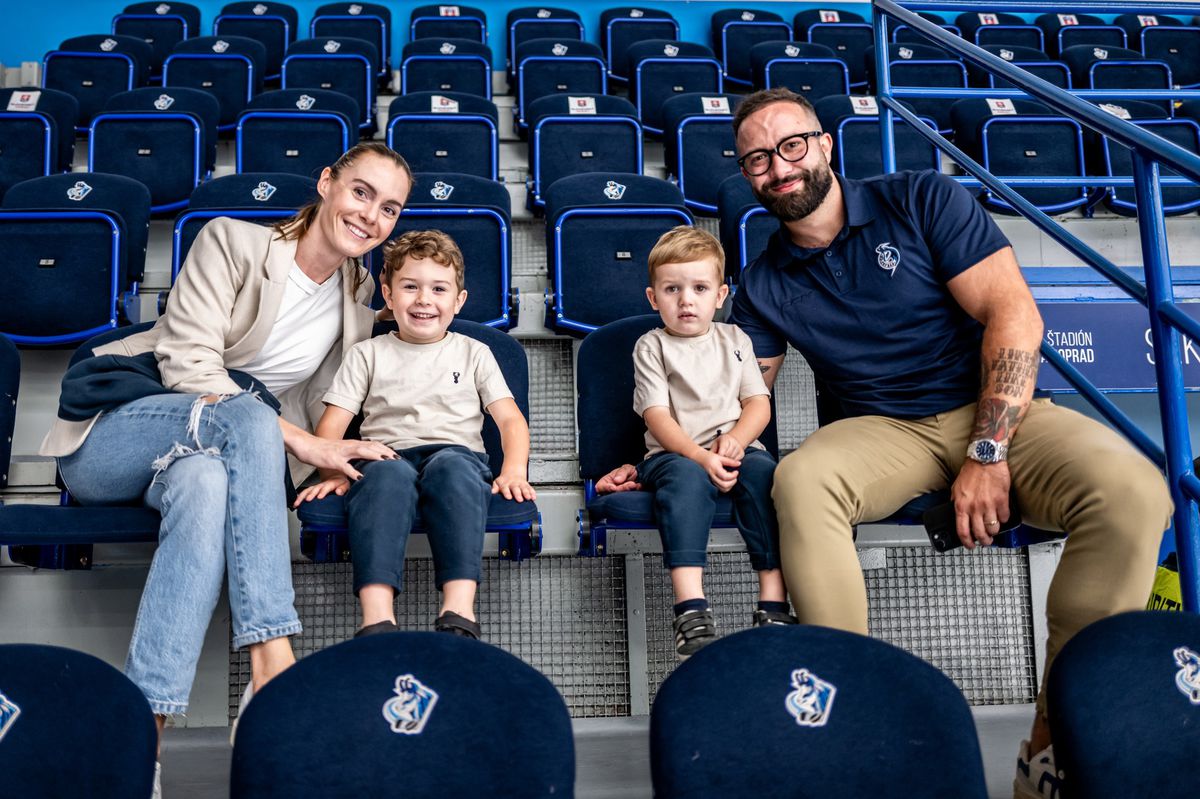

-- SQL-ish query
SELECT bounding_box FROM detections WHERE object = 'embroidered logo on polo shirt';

[785,668,836,727]
[452,371,461,384]
[1175,646,1200,704]
[383,674,438,734]
[876,242,900,277]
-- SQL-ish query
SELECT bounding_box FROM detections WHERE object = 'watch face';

[974,440,998,462]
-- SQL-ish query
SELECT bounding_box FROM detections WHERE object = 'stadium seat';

[285,37,380,131]
[1095,101,1200,216]
[627,39,723,137]
[710,8,792,88]
[1116,13,1200,87]
[1061,44,1173,113]
[575,313,781,556]
[229,633,573,797]
[386,92,498,180]
[527,94,641,210]
[400,38,492,100]
[544,173,692,336]
[749,41,849,99]
[867,42,967,134]
[44,34,154,130]
[954,11,1044,51]
[1036,12,1127,58]
[891,11,962,44]
[164,35,266,131]
[236,88,356,177]
[0,333,15,485]
[296,318,536,561]
[310,2,391,77]
[513,38,607,134]
[506,6,584,79]
[0,644,158,799]
[717,174,773,281]
[1047,610,1200,798]
[0,87,77,201]
[409,4,487,43]
[951,97,1088,215]
[814,95,941,180]
[601,6,679,85]
[112,1,201,81]
[215,1,300,81]
[968,44,1071,90]
[661,92,743,214]
[650,626,988,798]
[794,9,873,89]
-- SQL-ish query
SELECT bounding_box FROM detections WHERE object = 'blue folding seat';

[386,92,497,180]
[1097,100,1200,216]
[112,1,201,81]
[526,94,641,210]
[968,44,1070,89]
[1116,13,1200,88]
[0,333,15,484]
[661,92,743,215]
[400,38,492,100]
[284,37,380,132]
[1036,12,1126,58]
[237,88,357,177]
[215,2,300,81]
[866,42,966,134]
[310,2,391,77]
[44,34,154,130]
[296,319,536,561]
[650,626,987,798]
[170,172,315,282]
[514,38,606,134]
[710,8,791,89]
[954,11,1044,51]
[627,40,723,137]
[1062,45,1173,113]
[544,173,692,336]
[749,41,848,98]
[89,87,218,214]
[409,4,487,43]
[950,97,1087,215]
[814,95,941,180]
[891,11,962,44]
[164,35,266,131]
[0,87,77,200]
[506,7,584,79]
[601,7,679,86]
[0,173,151,344]
[230,634,573,797]
[1047,610,1200,798]
[717,175,773,281]
[0,645,157,797]
[794,9,873,89]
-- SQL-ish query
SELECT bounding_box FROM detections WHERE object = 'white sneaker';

[229,681,254,746]
[1013,739,1064,799]
[151,761,162,799]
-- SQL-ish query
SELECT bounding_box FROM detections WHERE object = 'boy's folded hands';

[690,449,740,493]
[492,471,537,503]
[710,433,745,461]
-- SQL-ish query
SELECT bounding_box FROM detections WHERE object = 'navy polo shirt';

[728,169,1011,420]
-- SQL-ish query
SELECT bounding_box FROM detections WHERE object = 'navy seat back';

[368,172,513,328]
[112,2,199,79]
[285,36,380,130]
[400,38,493,100]
[311,2,391,74]
[216,1,300,79]
[1137,22,1200,87]
[627,39,722,136]
[410,4,487,43]
[892,11,961,44]
[793,7,865,34]
[1048,610,1200,798]
[527,93,641,208]
[45,35,153,128]
[165,35,266,129]
[230,633,573,798]
[122,1,201,38]
[1115,12,1185,48]
[956,10,1044,51]
[0,334,16,485]
[0,644,158,798]
[0,87,77,201]
[514,38,607,131]
[717,174,775,282]
[237,88,356,177]
[750,41,849,98]
[601,6,679,84]
[1036,12,1126,57]
[544,173,692,336]
[866,43,966,133]
[1099,106,1200,215]
[661,92,743,214]
[1062,44,1172,112]
[506,6,584,78]
[795,10,873,88]
[814,95,941,180]
[650,626,987,798]
[387,92,498,180]
[971,45,1070,90]
[709,8,791,87]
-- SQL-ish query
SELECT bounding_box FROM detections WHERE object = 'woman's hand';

[595,463,642,494]
[293,476,352,507]
[289,433,396,480]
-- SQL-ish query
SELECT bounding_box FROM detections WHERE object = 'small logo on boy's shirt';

[382,674,438,734]
[1175,646,1200,704]
[734,349,742,362]
[452,371,461,384]
[785,668,836,728]
[875,242,900,277]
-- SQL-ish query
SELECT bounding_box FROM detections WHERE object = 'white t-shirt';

[243,263,343,395]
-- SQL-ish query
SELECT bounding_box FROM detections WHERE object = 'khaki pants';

[772,399,1172,714]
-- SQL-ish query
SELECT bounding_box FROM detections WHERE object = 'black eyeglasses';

[737,131,824,176]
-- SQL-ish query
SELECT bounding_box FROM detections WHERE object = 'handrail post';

[1131,150,1200,611]
[872,5,897,173]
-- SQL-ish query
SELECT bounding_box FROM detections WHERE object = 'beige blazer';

[40,217,377,470]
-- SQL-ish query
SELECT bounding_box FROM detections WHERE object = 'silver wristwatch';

[966,438,1008,465]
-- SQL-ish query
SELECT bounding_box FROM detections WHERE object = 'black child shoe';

[434,611,482,640]
[673,608,716,660]
[355,620,400,638]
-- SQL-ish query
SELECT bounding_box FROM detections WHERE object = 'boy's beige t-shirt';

[632,323,770,458]
[323,331,512,452]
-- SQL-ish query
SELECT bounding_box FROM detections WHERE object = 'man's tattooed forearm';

[758,363,770,374]
[971,398,1026,443]
[987,348,1038,397]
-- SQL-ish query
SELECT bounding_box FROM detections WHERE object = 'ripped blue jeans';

[58,392,302,715]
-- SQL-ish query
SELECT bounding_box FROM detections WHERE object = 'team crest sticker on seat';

[741,11,755,21]
[536,9,552,18]
[213,40,230,53]
[67,181,93,201]
[252,181,277,201]
[0,691,20,743]
[1093,48,1108,60]
[382,674,438,734]
[663,44,679,57]
[440,41,457,54]
[1175,646,1200,704]
[100,38,119,51]
[324,40,341,53]
[552,43,569,56]
[604,180,626,200]
[296,94,316,110]
[430,181,455,200]
[785,668,836,728]
[784,44,800,57]
[1000,48,1015,61]
[154,94,175,110]
[253,3,268,14]
[629,8,644,17]
[349,4,363,15]
[876,242,900,276]
[156,3,171,14]
[898,46,913,59]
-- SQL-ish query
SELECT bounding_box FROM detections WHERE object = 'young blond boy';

[633,226,793,659]
[296,230,534,640]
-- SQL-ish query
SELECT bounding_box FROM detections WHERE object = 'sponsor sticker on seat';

[701,96,730,114]
[1139,15,1159,27]
[819,10,840,23]
[568,95,596,114]
[987,98,1016,115]
[851,96,878,115]
[439,6,460,16]
[6,90,40,111]
[1099,102,1131,120]
[430,94,459,113]
[1058,14,1079,26]
[978,13,999,25]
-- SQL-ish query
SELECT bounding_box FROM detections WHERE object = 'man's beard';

[751,162,834,222]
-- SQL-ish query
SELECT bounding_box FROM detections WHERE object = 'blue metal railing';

[873,0,1200,611]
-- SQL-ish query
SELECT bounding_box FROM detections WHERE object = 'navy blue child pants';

[346,444,492,594]
[635,448,781,571]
